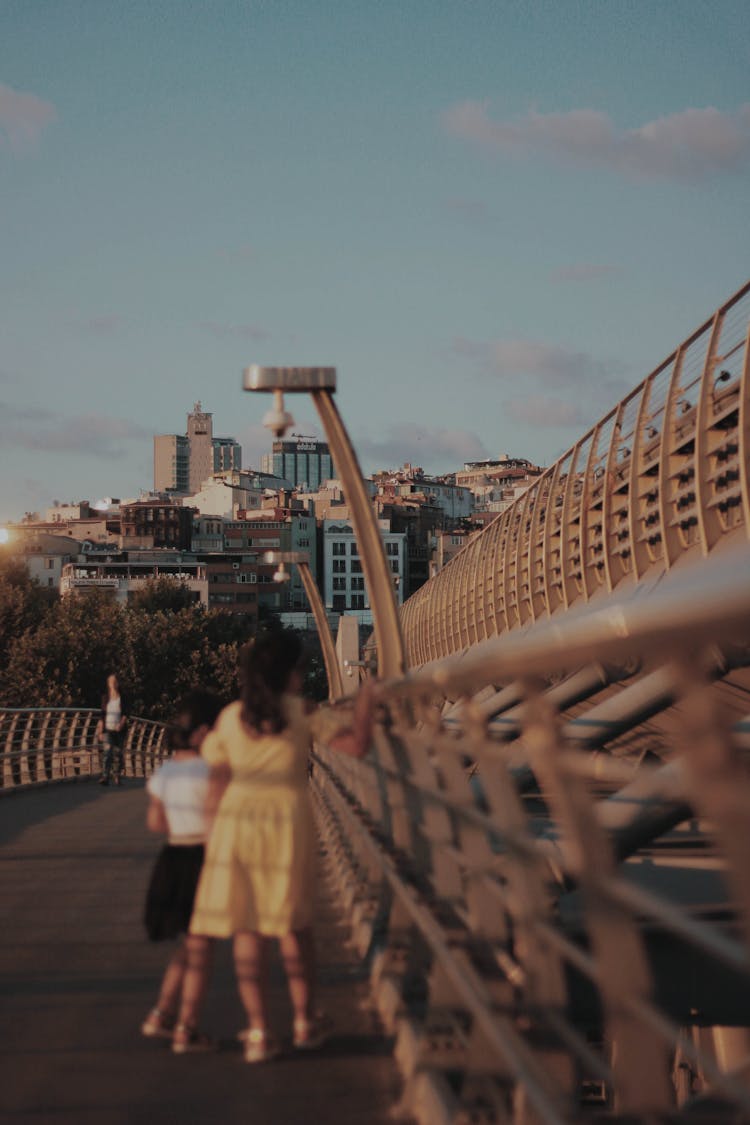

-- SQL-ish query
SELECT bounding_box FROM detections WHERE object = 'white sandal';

[293,1012,333,1049]
[243,1027,282,1064]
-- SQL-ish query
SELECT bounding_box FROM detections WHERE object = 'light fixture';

[262,389,296,438]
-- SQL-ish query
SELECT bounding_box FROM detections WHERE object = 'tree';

[0,569,321,719]
[127,577,201,614]
[0,556,57,686]
[0,589,129,708]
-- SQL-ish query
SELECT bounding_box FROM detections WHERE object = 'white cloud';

[444,196,492,225]
[1,402,55,422]
[73,314,126,336]
[0,408,151,458]
[452,335,631,436]
[356,423,489,475]
[504,396,586,427]
[218,244,255,261]
[198,321,272,342]
[0,82,57,151]
[442,100,750,180]
[452,336,620,391]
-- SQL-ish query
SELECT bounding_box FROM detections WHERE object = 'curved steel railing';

[313,543,750,1122]
[401,280,750,666]
[0,709,167,792]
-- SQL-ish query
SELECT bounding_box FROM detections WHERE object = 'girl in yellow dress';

[186,631,374,1063]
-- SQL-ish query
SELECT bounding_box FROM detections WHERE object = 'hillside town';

[1,402,544,640]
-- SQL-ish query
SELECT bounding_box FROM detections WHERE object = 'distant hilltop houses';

[1,402,545,638]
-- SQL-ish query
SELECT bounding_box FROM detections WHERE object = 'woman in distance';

[96,673,127,786]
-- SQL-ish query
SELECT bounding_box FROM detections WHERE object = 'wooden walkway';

[0,780,408,1125]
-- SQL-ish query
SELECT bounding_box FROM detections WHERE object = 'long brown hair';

[239,631,303,735]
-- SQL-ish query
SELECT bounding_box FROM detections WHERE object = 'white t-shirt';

[105,697,122,731]
[147,757,211,841]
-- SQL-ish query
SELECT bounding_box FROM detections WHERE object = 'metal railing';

[0,709,167,792]
[312,542,750,1122]
[401,280,750,666]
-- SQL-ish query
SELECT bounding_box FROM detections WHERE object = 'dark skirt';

[144,843,205,942]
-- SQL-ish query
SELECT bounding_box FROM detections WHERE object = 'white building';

[186,471,264,519]
[60,555,208,605]
[3,531,82,591]
[323,517,405,626]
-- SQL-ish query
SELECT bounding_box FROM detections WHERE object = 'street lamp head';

[245,369,337,436]
[272,561,291,584]
[263,550,310,567]
[243,366,337,393]
[262,390,296,438]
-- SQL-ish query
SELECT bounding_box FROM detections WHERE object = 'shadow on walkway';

[0,784,409,1125]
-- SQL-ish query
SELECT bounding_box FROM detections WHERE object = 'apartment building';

[226,508,318,614]
[60,553,207,605]
[154,402,241,495]
[323,517,405,625]
[120,500,196,551]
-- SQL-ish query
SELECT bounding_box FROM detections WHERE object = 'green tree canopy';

[0,572,328,719]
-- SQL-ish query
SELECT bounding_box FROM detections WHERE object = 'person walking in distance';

[141,690,223,1053]
[97,674,127,786]
[186,631,376,1063]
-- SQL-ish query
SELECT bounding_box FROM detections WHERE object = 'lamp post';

[243,366,406,680]
[263,550,344,701]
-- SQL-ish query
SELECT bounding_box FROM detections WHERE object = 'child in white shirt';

[141,690,222,1053]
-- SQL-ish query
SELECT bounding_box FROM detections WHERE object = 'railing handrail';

[312,540,750,1120]
[0,709,167,793]
[400,279,750,665]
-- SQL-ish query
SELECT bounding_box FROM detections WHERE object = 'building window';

[351,594,365,609]
[332,559,346,573]
[332,594,346,611]
[333,577,346,591]
[332,542,346,555]
[350,542,359,555]
[391,560,399,573]
[350,559,362,574]
[386,542,399,556]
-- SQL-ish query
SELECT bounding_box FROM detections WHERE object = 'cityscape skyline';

[2,2,749,523]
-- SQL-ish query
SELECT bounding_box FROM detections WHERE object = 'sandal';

[141,1007,175,1040]
[243,1027,282,1064]
[171,1022,214,1054]
[293,1012,333,1050]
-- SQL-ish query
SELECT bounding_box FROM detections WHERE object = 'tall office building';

[153,433,190,494]
[260,436,333,491]
[154,403,241,494]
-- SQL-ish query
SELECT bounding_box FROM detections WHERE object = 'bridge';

[2,280,750,1123]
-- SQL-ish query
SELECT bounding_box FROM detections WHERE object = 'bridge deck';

[0,781,407,1125]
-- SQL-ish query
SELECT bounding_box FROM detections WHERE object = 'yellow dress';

[189,695,340,938]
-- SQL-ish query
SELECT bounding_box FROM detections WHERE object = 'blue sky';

[1,0,749,522]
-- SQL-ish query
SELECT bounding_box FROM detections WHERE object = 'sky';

[1,0,749,522]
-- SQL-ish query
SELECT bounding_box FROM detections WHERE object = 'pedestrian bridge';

[3,281,750,1123]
